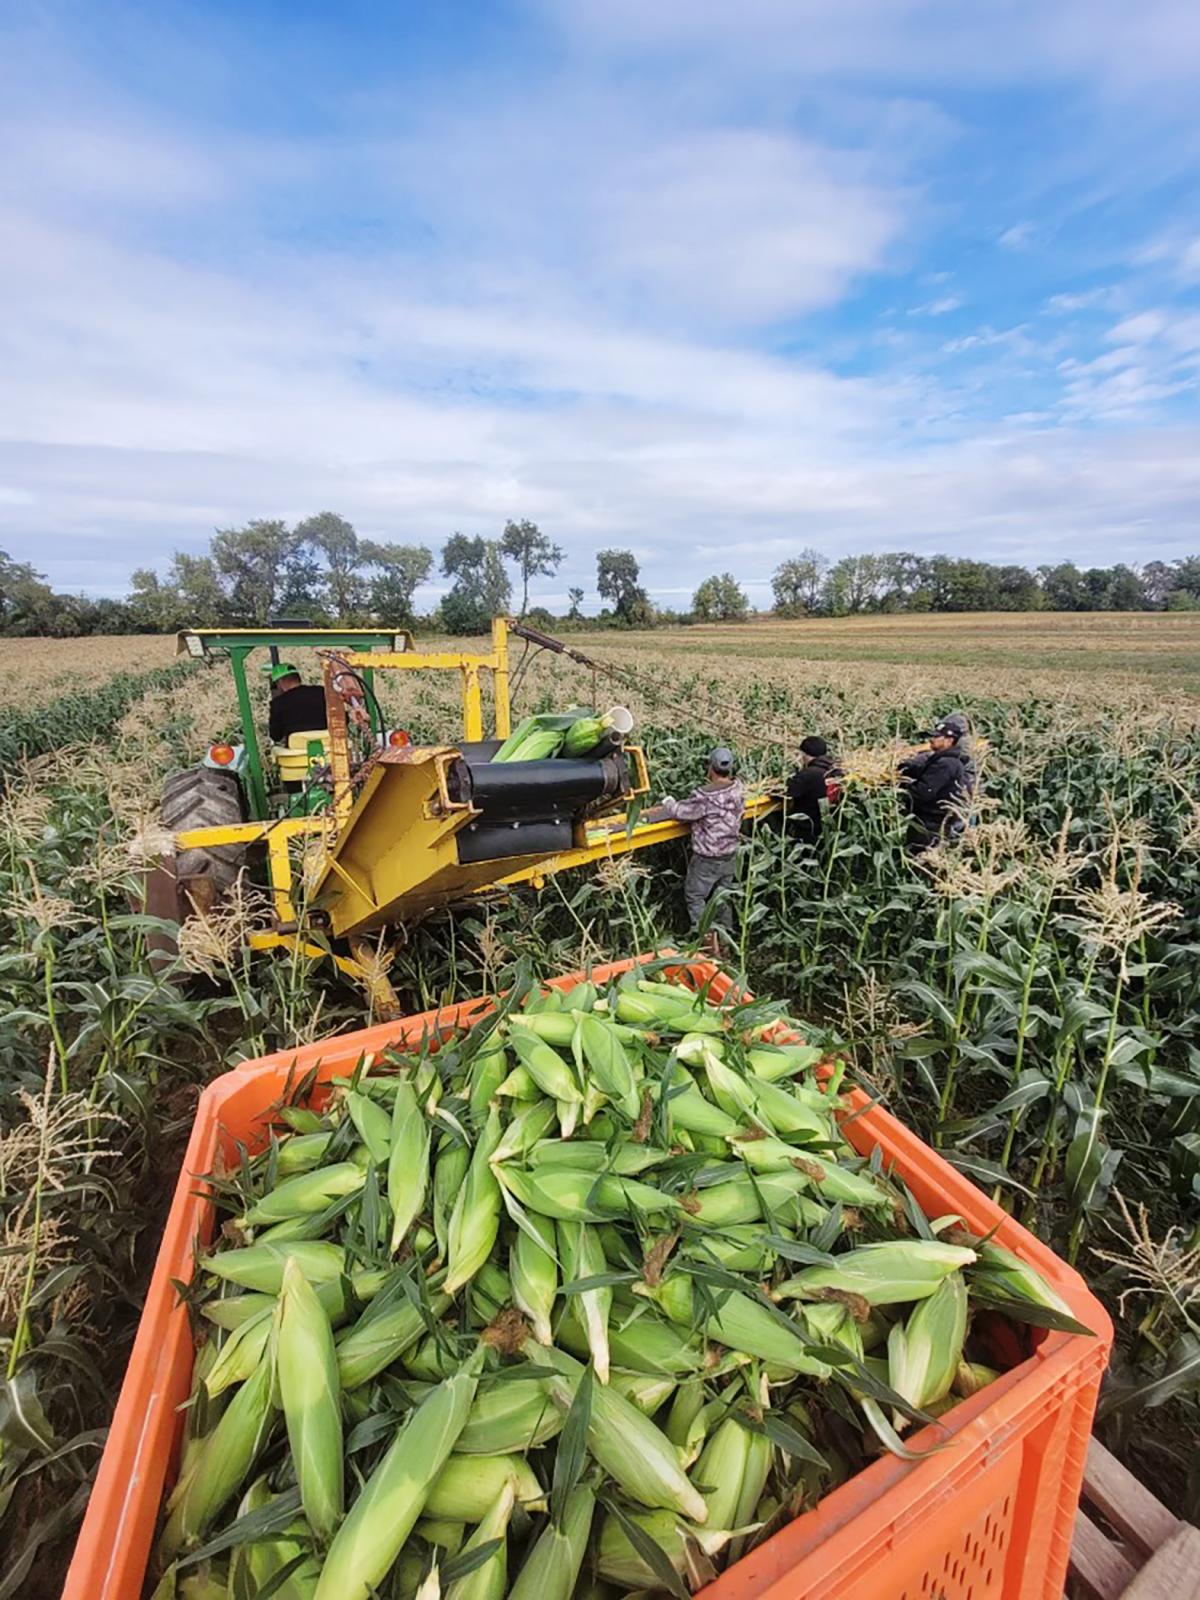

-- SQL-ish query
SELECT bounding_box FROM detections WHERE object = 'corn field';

[0,624,1198,1594]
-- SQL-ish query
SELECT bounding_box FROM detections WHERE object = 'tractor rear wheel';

[159,765,249,915]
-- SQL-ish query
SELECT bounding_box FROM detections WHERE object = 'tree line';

[1,518,1198,636]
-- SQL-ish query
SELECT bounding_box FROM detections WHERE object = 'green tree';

[361,541,433,624]
[993,564,1040,611]
[500,519,563,616]
[295,511,365,620]
[1038,562,1087,611]
[168,552,227,623]
[1141,560,1177,608]
[771,550,827,617]
[0,551,62,634]
[566,586,584,619]
[692,572,749,621]
[211,519,297,622]
[1106,564,1147,611]
[440,534,511,633]
[823,553,886,615]
[127,568,186,632]
[1173,554,1200,599]
[596,549,648,622]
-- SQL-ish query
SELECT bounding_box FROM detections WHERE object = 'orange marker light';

[209,743,236,766]
[388,729,412,749]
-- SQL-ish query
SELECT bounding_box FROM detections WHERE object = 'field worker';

[267,664,328,744]
[899,713,975,851]
[786,735,842,844]
[656,746,746,946]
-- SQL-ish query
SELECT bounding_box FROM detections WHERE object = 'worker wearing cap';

[267,664,329,745]
[786,735,842,844]
[656,747,746,943]
[898,713,975,851]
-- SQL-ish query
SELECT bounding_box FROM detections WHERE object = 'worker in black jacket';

[785,736,842,843]
[898,713,975,851]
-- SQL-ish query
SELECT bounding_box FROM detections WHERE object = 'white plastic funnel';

[604,706,634,736]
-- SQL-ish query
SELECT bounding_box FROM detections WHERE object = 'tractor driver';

[267,664,329,745]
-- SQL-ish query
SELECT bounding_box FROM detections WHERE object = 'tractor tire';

[160,765,248,915]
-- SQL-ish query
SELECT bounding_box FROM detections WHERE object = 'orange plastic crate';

[66,957,1111,1600]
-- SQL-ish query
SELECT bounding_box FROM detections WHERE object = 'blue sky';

[2,0,1199,612]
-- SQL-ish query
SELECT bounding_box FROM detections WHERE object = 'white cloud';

[909,295,963,316]
[1107,310,1169,344]
[998,221,1037,251]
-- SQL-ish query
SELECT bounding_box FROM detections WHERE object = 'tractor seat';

[273,729,331,788]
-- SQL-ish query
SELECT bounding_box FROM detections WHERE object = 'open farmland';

[2,611,1199,1592]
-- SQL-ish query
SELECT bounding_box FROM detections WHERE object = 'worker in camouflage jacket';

[899,713,976,851]
[656,746,746,941]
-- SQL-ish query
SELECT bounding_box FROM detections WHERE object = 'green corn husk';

[275,1131,336,1176]
[202,1293,276,1331]
[424,1453,546,1520]
[528,1139,668,1176]
[745,1076,832,1139]
[888,1272,968,1423]
[202,1241,348,1293]
[276,1257,343,1541]
[665,1377,706,1454]
[558,1219,612,1382]
[954,1360,1002,1398]
[696,1414,752,1530]
[508,1030,583,1105]
[745,1044,824,1082]
[433,1140,471,1262]
[445,1483,515,1600]
[495,1065,541,1101]
[729,1423,772,1561]
[205,1305,273,1397]
[682,1223,771,1274]
[802,1301,866,1364]
[445,1108,503,1295]
[388,1080,431,1253]
[492,715,571,763]
[457,1378,564,1454]
[336,1285,454,1389]
[508,1482,594,1600]
[468,1050,509,1127]
[577,1015,642,1119]
[496,1164,681,1223]
[510,1208,558,1345]
[160,1343,277,1556]
[242,1164,366,1226]
[596,1510,734,1589]
[345,1090,392,1164]
[531,1345,708,1523]
[231,1477,320,1599]
[561,979,598,1012]
[699,1049,760,1124]
[559,1308,705,1375]
[279,1106,325,1134]
[686,1170,826,1229]
[404,1332,464,1382]
[775,1240,978,1307]
[659,1076,740,1139]
[492,1099,558,1164]
[469,1261,513,1325]
[609,1369,677,1415]
[705,1287,830,1377]
[312,1347,484,1600]
[416,1517,466,1552]
[970,1239,1076,1317]
[614,992,725,1035]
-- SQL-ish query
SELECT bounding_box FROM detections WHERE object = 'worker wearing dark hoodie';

[786,735,842,844]
[899,713,975,850]
[657,746,745,940]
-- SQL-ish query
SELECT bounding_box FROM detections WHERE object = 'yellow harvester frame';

[171,617,776,1010]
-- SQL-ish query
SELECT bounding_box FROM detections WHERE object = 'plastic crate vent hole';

[897,1494,1013,1600]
